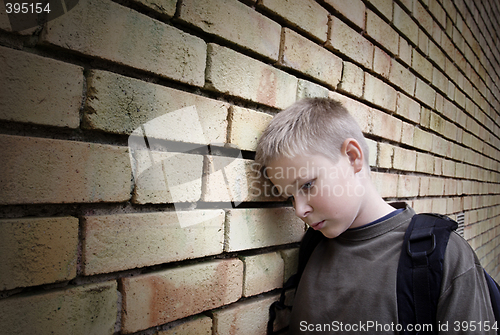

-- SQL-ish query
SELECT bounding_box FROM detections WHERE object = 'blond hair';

[255,98,369,167]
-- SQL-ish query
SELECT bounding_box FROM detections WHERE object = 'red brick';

[121,259,243,333]
[179,0,280,60]
[0,46,83,128]
[0,135,131,205]
[282,28,342,89]
[40,0,206,86]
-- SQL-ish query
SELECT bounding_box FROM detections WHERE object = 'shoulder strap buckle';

[407,230,436,257]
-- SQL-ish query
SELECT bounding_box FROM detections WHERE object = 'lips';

[310,220,325,230]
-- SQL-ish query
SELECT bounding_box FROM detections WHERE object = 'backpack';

[267,213,500,334]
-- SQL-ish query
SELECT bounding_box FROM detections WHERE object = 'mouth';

[310,220,325,230]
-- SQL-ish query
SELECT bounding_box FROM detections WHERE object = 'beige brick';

[366,9,399,55]
[389,60,416,95]
[0,281,117,335]
[429,40,446,70]
[364,73,397,112]
[82,210,224,275]
[132,151,204,204]
[336,63,363,97]
[372,172,398,198]
[132,0,176,16]
[158,315,212,335]
[378,142,394,169]
[207,44,297,109]
[40,0,206,87]
[327,17,373,69]
[420,106,431,128]
[366,0,393,21]
[229,106,272,151]
[432,68,448,94]
[393,147,416,171]
[429,0,446,27]
[0,135,131,205]
[430,111,444,133]
[413,1,433,35]
[259,0,328,42]
[179,0,280,60]
[371,108,402,141]
[329,92,372,133]
[0,217,78,290]
[396,93,420,123]
[397,175,420,198]
[281,28,342,89]
[431,197,448,214]
[412,49,433,82]
[121,259,243,333]
[297,79,330,99]
[418,29,429,55]
[415,78,436,108]
[412,198,433,213]
[324,0,366,29]
[225,208,305,252]
[366,138,378,167]
[399,36,412,66]
[401,122,414,145]
[0,46,82,128]
[85,70,228,143]
[416,152,434,174]
[241,252,284,297]
[280,248,299,282]
[432,134,448,157]
[394,3,418,45]
[419,177,430,196]
[212,294,286,335]
[428,177,445,196]
[373,46,391,78]
[444,178,458,196]
[442,159,456,177]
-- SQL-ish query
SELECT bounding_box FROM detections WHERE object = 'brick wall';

[1,0,499,333]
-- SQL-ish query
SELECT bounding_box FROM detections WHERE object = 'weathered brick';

[418,29,429,55]
[393,3,418,45]
[229,106,273,152]
[372,172,398,198]
[429,40,446,70]
[241,252,284,297]
[280,248,299,282]
[121,259,243,333]
[432,68,448,94]
[0,281,117,335]
[364,73,397,112]
[429,0,446,27]
[401,122,414,145]
[225,208,305,252]
[212,294,288,335]
[259,0,328,42]
[413,1,433,35]
[133,0,176,16]
[179,0,280,60]
[0,46,82,128]
[207,44,297,109]
[40,0,206,86]
[297,79,330,99]
[82,210,225,275]
[415,78,436,108]
[158,315,212,335]
[412,49,433,82]
[0,217,78,290]
[338,62,364,97]
[281,28,342,89]
[399,36,412,66]
[397,175,420,198]
[327,17,374,69]
[85,70,228,143]
[366,138,378,166]
[131,150,203,204]
[393,147,417,171]
[396,93,420,123]
[428,177,445,196]
[366,9,399,55]
[377,142,394,169]
[329,92,372,134]
[324,0,366,29]
[366,0,393,21]
[0,135,131,205]
[416,152,435,174]
[373,47,391,79]
[389,60,416,95]
[371,108,402,141]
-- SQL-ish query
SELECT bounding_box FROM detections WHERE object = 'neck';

[352,181,395,228]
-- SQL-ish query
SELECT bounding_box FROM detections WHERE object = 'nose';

[293,195,312,218]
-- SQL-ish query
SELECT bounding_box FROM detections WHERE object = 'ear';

[341,138,364,173]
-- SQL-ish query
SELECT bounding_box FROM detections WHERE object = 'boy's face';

[266,153,367,238]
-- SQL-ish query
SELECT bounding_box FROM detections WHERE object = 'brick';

[378,142,393,169]
[429,0,446,27]
[394,3,418,45]
[366,0,393,21]
[337,62,364,97]
[324,0,366,29]
[389,60,416,95]
[40,0,206,86]
[212,294,286,335]
[364,73,397,112]
[418,29,429,55]
[432,68,448,94]
[413,1,433,35]
[0,217,78,290]
[121,259,243,333]
[412,49,433,82]
[225,208,305,252]
[133,0,176,17]
[82,210,224,275]
[241,252,284,297]
[329,92,372,134]
[327,17,374,69]
[158,315,212,335]
[0,47,82,128]
[229,106,273,151]
[396,93,420,123]
[131,150,203,204]
[0,135,131,205]
[179,0,280,60]
[428,177,445,196]
[259,0,328,42]
[84,70,228,143]
[415,78,436,108]
[366,138,378,167]
[207,44,297,109]
[393,147,417,171]
[420,106,431,127]
[373,46,391,78]
[366,9,399,55]
[416,152,434,174]
[399,36,412,66]
[372,172,398,198]
[429,40,446,70]
[0,281,117,335]
[296,79,330,99]
[401,122,414,145]
[281,28,342,89]
[280,248,299,282]
[371,108,402,141]
[397,175,420,198]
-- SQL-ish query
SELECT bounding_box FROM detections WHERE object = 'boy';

[255,98,495,334]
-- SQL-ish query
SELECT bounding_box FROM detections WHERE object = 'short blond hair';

[255,98,369,167]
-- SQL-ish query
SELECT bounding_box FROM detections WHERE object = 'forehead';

[266,154,334,180]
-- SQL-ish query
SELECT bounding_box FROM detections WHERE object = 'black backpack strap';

[267,228,325,334]
[397,213,457,334]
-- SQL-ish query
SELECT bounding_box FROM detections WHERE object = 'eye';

[301,180,315,190]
